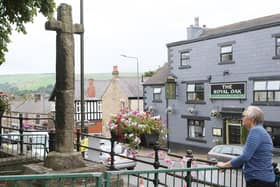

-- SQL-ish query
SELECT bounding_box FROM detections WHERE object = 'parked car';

[98,139,137,170]
[207,144,243,162]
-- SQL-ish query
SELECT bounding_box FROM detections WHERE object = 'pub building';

[144,15,280,151]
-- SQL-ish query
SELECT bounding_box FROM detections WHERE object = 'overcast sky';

[0,0,280,75]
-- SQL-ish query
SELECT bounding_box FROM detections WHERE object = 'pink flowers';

[109,110,163,148]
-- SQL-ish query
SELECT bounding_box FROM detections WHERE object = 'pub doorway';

[226,120,242,144]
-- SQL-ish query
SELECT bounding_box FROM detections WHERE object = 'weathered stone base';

[44,152,86,170]
[20,159,107,187]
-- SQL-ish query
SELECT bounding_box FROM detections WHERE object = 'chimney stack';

[187,17,205,40]
[194,17,199,27]
[87,79,96,98]
[112,65,119,79]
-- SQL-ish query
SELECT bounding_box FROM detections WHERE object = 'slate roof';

[74,79,110,100]
[117,77,144,98]
[11,98,52,113]
[167,13,280,47]
[143,63,170,85]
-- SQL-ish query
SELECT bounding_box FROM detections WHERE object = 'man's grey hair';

[244,106,264,124]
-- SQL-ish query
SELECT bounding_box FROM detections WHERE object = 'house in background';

[102,66,144,135]
[74,78,110,134]
[7,94,53,131]
[143,63,178,148]
[142,63,170,123]
[50,66,143,136]
[164,15,280,151]
[143,15,280,152]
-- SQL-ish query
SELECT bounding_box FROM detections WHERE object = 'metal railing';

[0,168,279,187]
[0,133,48,161]
[104,167,246,187]
[0,113,53,160]
[0,172,103,187]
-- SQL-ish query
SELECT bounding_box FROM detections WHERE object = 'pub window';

[35,114,40,124]
[220,45,233,62]
[265,125,280,148]
[276,37,280,56]
[153,88,162,101]
[188,119,205,139]
[186,83,204,101]
[254,80,280,102]
[180,51,190,66]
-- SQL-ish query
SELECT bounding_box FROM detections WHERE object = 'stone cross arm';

[45,20,84,34]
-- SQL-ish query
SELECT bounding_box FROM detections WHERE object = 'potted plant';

[108,110,164,148]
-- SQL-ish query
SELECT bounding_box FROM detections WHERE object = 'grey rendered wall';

[168,26,280,149]
[143,85,167,127]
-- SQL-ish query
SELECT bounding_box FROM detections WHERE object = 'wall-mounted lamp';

[148,106,154,112]
[207,75,212,82]
[166,106,173,113]
[223,70,230,76]
[188,107,197,114]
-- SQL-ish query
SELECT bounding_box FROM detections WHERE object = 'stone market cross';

[45,3,83,153]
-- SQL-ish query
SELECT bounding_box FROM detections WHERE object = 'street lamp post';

[121,54,140,112]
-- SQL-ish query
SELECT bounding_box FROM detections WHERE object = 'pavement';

[136,147,207,160]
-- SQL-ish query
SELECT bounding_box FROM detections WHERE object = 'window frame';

[187,119,205,140]
[253,80,280,103]
[35,114,40,125]
[220,45,233,63]
[153,87,162,102]
[180,51,190,66]
[276,37,280,57]
[186,83,204,103]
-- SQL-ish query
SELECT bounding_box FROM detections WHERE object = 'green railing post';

[186,149,193,187]
[104,172,112,187]
[19,113,24,155]
[96,173,103,187]
[153,141,160,187]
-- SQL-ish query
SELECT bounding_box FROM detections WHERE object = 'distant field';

[0,73,136,91]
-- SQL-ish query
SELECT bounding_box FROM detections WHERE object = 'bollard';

[153,141,160,187]
[76,129,81,152]
[185,149,193,187]
[19,114,24,155]
[48,130,56,152]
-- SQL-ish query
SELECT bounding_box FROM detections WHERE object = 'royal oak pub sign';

[210,82,246,99]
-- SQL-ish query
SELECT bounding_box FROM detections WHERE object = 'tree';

[0,0,56,64]
[143,71,154,77]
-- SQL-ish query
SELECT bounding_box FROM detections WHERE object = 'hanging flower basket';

[108,110,163,148]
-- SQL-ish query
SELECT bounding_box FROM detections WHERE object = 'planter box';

[140,133,159,148]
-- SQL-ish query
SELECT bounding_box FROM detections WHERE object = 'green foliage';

[143,71,154,77]
[0,97,8,113]
[0,0,56,64]
[0,74,55,96]
[0,73,137,95]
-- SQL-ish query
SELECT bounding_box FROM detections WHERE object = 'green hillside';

[0,73,136,91]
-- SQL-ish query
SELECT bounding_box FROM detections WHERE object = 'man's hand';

[217,161,232,168]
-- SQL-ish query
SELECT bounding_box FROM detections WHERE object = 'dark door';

[229,125,240,144]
